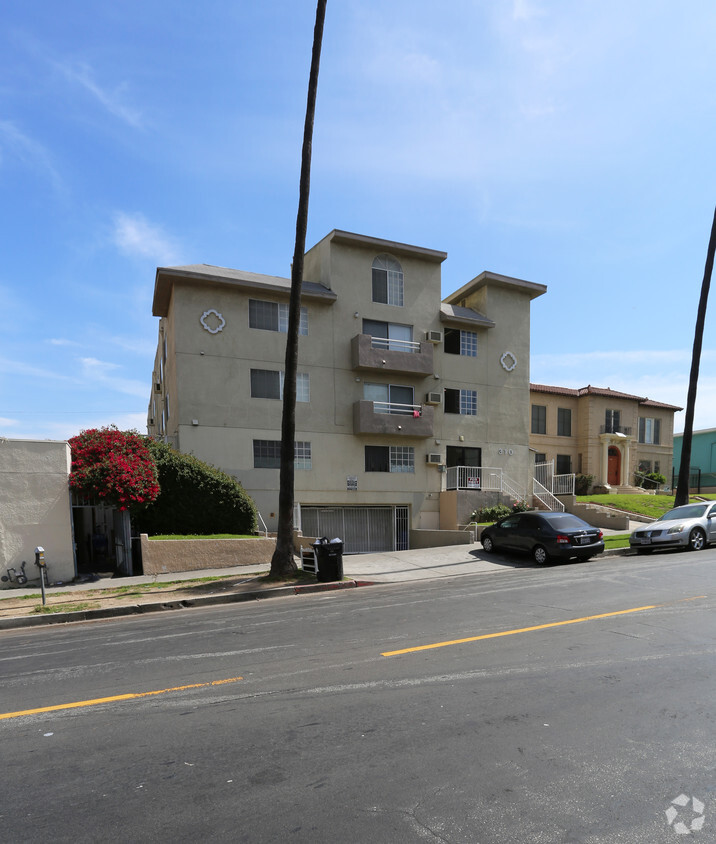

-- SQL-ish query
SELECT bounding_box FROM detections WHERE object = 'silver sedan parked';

[629,501,716,554]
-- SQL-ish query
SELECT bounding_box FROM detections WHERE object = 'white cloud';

[48,338,82,347]
[79,357,148,398]
[0,121,63,191]
[53,59,143,128]
[112,212,182,265]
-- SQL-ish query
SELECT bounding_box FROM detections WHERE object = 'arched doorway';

[608,446,621,486]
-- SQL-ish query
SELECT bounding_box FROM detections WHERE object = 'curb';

[0,579,372,631]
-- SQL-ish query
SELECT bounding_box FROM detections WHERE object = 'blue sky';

[1,0,715,441]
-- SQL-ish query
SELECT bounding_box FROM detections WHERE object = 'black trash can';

[312,537,344,582]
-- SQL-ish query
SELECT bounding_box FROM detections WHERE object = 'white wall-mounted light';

[192,419,199,426]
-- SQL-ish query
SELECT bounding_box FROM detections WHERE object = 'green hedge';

[131,440,257,536]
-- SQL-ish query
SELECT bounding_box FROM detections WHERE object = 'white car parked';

[629,501,716,554]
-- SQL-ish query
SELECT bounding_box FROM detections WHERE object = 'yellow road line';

[0,676,243,721]
[382,596,707,657]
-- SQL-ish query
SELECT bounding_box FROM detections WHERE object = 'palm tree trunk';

[270,0,327,576]
[674,206,716,506]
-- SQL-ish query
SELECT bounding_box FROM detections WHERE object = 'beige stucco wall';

[0,439,75,588]
[140,535,275,575]
[529,389,677,487]
[150,233,544,538]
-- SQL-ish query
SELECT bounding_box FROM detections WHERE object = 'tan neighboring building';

[529,384,682,491]
[148,229,546,551]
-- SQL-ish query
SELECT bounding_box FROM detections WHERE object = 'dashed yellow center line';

[381,596,707,657]
[0,676,243,721]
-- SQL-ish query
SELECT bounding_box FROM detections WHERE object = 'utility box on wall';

[0,439,75,588]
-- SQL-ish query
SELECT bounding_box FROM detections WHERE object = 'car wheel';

[482,535,494,553]
[688,527,706,551]
[532,545,549,565]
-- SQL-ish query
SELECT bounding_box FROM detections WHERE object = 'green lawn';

[575,493,714,521]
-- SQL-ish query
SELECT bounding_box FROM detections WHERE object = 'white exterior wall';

[0,439,75,588]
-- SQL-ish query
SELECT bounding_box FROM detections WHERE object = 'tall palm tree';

[270,0,327,577]
[675,206,716,506]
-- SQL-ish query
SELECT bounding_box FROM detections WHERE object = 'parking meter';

[34,546,47,605]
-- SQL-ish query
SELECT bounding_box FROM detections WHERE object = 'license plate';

[578,536,590,545]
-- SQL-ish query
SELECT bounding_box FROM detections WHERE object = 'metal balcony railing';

[599,425,632,435]
[372,401,423,416]
[369,336,421,354]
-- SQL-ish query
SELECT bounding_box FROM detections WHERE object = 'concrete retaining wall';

[570,504,630,530]
[140,535,275,575]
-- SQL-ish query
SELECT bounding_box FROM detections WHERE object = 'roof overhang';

[152,264,337,317]
[444,270,547,304]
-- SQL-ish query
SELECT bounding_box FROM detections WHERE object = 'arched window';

[372,254,403,306]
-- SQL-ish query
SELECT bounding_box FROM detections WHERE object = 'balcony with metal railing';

[351,333,434,375]
[444,466,526,500]
[353,400,434,437]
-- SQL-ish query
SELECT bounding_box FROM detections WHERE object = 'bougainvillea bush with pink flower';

[69,427,160,510]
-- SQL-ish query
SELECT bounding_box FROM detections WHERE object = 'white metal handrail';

[533,478,565,512]
[372,401,422,416]
[445,466,526,501]
[370,336,421,354]
[553,473,575,495]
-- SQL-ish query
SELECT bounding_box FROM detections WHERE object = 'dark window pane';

[253,440,281,469]
[365,445,389,472]
[249,300,278,331]
[531,405,546,434]
[372,268,388,304]
[445,388,460,414]
[250,369,281,399]
[444,328,460,355]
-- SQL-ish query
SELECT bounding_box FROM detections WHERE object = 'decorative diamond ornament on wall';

[200,309,226,334]
[500,351,517,372]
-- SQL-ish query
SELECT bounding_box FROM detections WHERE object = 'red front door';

[608,447,621,485]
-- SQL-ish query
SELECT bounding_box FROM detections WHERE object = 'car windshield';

[658,504,709,521]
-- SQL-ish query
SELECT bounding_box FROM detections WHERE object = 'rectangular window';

[534,453,546,464]
[253,440,311,469]
[364,445,415,473]
[638,417,661,444]
[444,328,478,357]
[557,408,572,437]
[362,319,413,352]
[250,370,309,402]
[294,441,312,470]
[531,405,546,434]
[364,383,414,414]
[605,409,620,433]
[446,446,481,468]
[444,388,477,415]
[372,268,403,306]
[556,454,572,474]
[249,300,308,335]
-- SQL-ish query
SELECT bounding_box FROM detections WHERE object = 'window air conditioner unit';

[425,392,442,405]
[425,330,442,343]
[426,453,442,465]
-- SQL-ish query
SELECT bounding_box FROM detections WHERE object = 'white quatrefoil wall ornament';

[200,309,226,334]
[500,351,517,372]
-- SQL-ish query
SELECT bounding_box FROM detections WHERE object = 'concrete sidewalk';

[0,520,640,628]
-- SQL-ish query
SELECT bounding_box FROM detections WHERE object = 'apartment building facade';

[148,230,546,551]
[529,384,682,490]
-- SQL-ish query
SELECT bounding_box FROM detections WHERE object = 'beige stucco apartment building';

[148,230,546,551]
[529,384,682,490]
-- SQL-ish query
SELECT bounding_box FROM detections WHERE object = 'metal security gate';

[299,506,408,553]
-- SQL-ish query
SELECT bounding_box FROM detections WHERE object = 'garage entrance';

[298,506,409,553]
